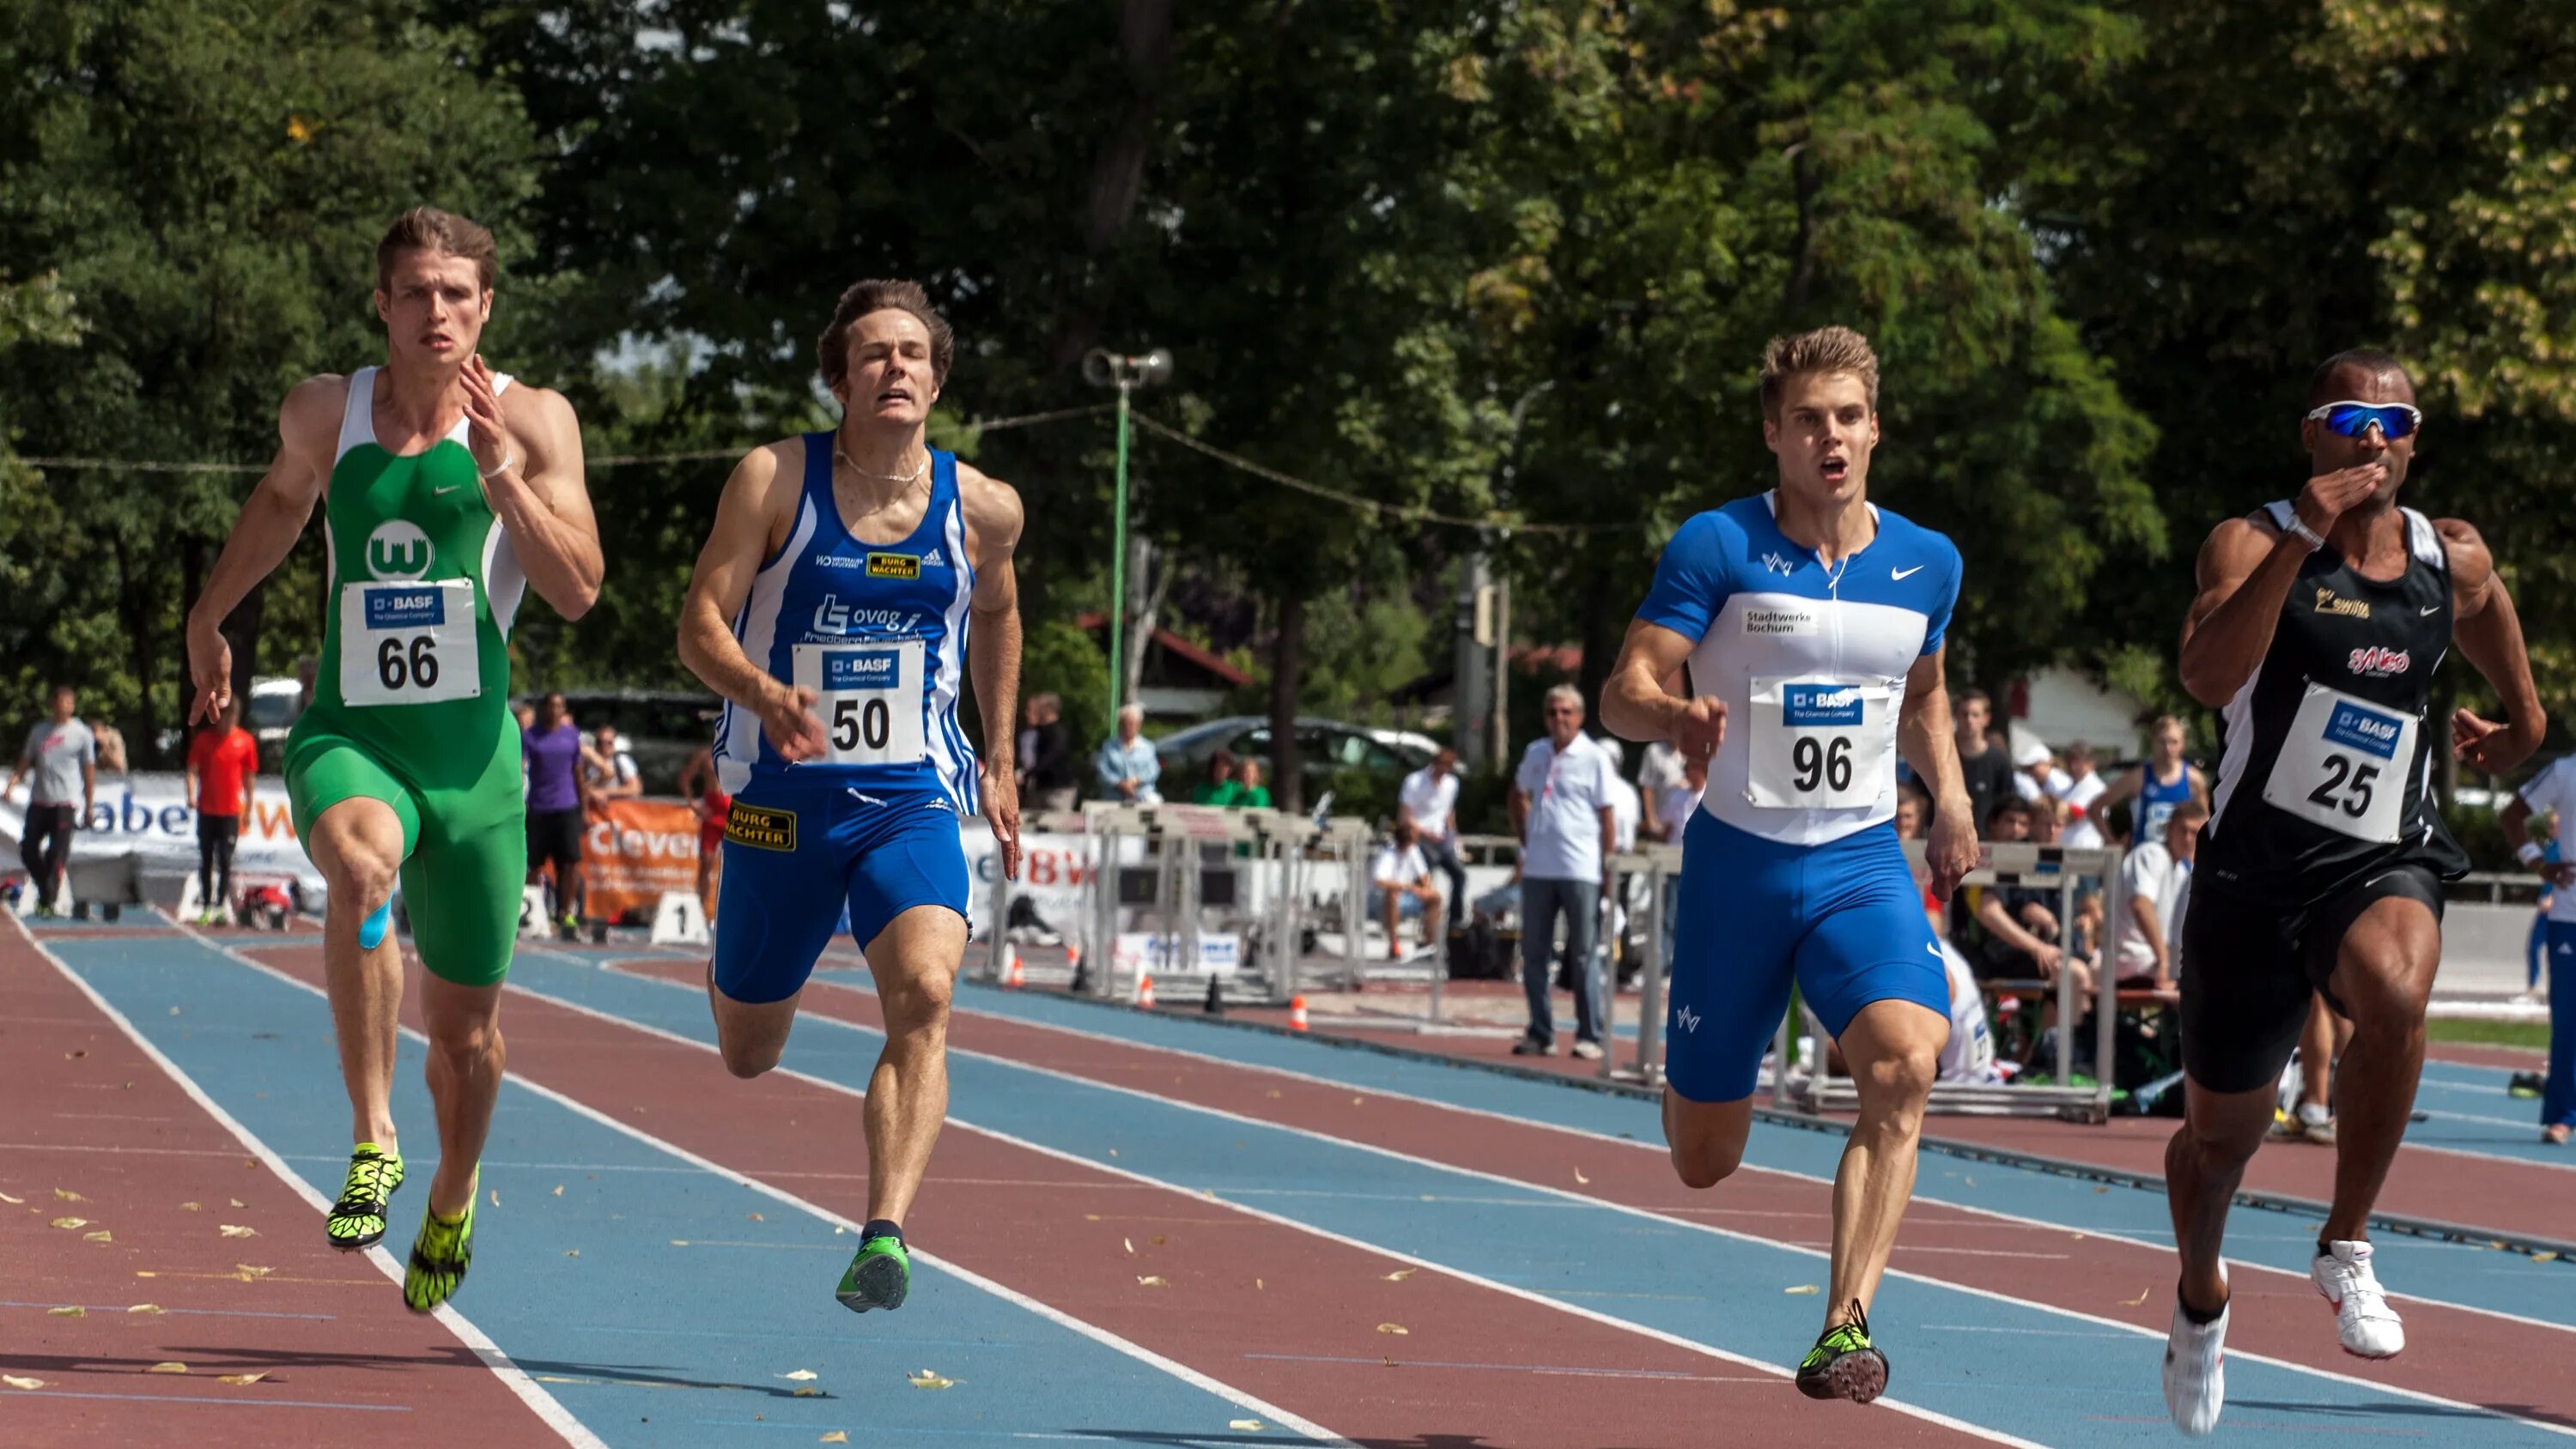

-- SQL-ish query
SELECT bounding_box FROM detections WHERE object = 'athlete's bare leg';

[1826,1000,1947,1325]
[307,798,408,1149]
[707,963,800,1078]
[418,975,506,1218]
[2166,1080,2275,1313]
[863,905,969,1225]
[1663,1090,1753,1189]
[2295,994,2337,1112]
[2321,897,2441,1241]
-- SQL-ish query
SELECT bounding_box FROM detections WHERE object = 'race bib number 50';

[1745,677,1894,810]
[793,640,928,767]
[338,580,480,706]
[2261,682,2416,843]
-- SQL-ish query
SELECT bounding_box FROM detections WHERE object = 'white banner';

[0,773,324,900]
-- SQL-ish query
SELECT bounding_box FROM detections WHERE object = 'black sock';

[862,1217,903,1246]
[2318,1234,2340,1260]
[2178,1282,2226,1325]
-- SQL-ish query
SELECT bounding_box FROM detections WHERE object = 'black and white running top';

[2200,500,2470,905]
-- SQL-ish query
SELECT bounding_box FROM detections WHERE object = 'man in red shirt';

[185,698,259,925]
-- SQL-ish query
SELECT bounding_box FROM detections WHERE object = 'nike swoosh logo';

[1924,943,1942,958]
[433,485,461,497]
[2420,606,2441,615]
[1893,565,1924,580]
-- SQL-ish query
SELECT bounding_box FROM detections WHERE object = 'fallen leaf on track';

[127,1304,164,1315]
[1783,1284,1820,1296]
[2121,1286,2151,1307]
[219,1225,257,1239]
[1376,1323,1408,1336]
[1573,1167,1589,1185]
[47,1306,84,1318]
[2535,1252,2561,1264]
[82,1230,112,1243]
[1255,1278,1264,1290]
[50,1217,88,1230]
[0,1191,21,1205]
[1382,1268,1416,1282]
[489,1189,500,1207]
[227,1198,246,1209]
[1123,1238,1135,1255]
[563,1250,580,1258]
[1151,1234,1165,1246]
[56,1189,86,1203]
[747,1212,763,1222]
[179,1202,200,1211]
[780,1370,818,1382]
[1266,1089,1281,1099]
[234,1264,272,1278]
[792,1387,822,1397]
[219,1373,266,1386]
[906,1369,958,1390]
[3,1375,43,1391]
[552,1185,564,1197]
[1230,1420,1265,1432]
[146,1362,188,1374]
[1136,1276,1168,1288]
[820,1434,848,1444]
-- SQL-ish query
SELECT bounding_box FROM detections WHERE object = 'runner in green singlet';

[185,207,603,1312]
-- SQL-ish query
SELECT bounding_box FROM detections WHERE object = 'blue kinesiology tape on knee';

[358,900,392,951]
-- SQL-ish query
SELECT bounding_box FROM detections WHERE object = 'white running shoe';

[2162,1294,2228,1437]
[2312,1240,2405,1358]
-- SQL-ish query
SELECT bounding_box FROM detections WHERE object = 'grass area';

[2426,1017,2552,1050]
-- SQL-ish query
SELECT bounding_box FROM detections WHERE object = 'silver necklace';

[834,444,928,486]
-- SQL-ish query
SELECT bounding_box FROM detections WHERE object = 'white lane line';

[622,958,2575,1441]
[15,912,610,1449]
[209,934,1355,1446]
[510,953,2045,1449]
[775,963,2576,1338]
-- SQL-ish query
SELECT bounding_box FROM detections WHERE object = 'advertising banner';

[580,797,705,921]
[0,773,322,900]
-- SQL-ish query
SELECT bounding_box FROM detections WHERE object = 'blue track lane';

[43,931,1326,1448]
[504,951,2574,1449]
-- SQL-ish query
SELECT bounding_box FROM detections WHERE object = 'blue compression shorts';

[1664,810,1949,1103]
[711,778,970,1004]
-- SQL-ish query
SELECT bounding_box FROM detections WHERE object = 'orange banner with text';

[579,797,702,921]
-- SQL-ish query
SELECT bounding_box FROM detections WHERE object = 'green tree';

[0,0,542,758]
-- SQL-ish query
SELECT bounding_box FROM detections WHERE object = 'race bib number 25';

[2261,682,2416,843]
[338,580,480,707]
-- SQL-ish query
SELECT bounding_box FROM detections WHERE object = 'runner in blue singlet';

[2097,713,2208,845]
[1601,326,1981,1404]
[676,279,1024,1317]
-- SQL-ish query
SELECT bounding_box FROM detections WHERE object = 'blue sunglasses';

[2305,400,2421,440]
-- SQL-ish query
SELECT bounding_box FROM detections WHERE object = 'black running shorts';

[2177,864,2444,1094]
[526,806,584,876]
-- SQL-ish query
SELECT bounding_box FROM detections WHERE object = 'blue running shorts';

[712,778,970,1004]
[1664,809,1949,1103]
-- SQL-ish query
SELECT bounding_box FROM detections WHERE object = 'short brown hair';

[1759,325,1880,419]
[375,207,497,293]
[818,280,955,394]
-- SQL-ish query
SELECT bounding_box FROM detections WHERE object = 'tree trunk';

[1269,591,1305,815]
[1055,0,1176,369]
[1125,534,1170,708]
[1575,545,1619,740]
[224,577,264,737]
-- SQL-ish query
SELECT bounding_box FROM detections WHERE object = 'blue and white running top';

[1636,492,1960,846]
[713,434,980,815]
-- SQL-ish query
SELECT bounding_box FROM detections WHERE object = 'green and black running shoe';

[835,1234,911,1313]
[1796,1300,1889,1404]
[326,1143,404,1252]
[403,1188,476,1313]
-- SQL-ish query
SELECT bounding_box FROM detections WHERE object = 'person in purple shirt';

[521,692,586,934]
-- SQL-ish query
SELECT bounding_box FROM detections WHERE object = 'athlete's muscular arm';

[2176,463,2385,707]
[963,466,1026,879]
[1601,619,1724,761]
[1899,645,1980,901]
[2439,519,2548,773]
[677,441,828,765]
[185,378,343,723]
[465,358,602,619]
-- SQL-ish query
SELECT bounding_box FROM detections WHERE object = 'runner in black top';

[2156,350,2545,1437]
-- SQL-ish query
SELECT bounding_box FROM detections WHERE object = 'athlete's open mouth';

[877,385,914,406]
[1820,457,1850,482]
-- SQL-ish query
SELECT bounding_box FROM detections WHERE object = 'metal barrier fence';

[1607,840,2126,1120]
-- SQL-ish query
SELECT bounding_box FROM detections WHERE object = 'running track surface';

[3,915,2569,1448]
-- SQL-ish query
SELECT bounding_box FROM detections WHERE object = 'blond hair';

[1759,325,1880,419]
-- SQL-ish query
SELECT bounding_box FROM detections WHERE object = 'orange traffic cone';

[1136,972,1157,1009]
[1287,994,1309,1033]
[1065,941,1083,971]
[1004,945,1026,989]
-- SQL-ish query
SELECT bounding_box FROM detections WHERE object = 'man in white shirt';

[2502,756,2576,1145]
[1370,818,1443,960]
[2054,742,2109,852]
[2109,800,2206,990]
[580,723,643,805]
[1508,684,1617,1060]
[1398,747,1466,931]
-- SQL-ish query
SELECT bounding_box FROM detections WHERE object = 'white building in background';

[2002,664,2148,762]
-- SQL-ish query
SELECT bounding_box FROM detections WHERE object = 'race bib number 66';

[338,579,480,707]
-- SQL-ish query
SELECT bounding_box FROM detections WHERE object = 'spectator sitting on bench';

[2109,798,2205,992]
[1370,817,1443,961]
[1958,797,2092,997]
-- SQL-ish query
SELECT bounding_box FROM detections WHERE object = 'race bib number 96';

[338,580,481,707]
[793,640,928,767]
[2261,682,2415,843]
[1745,677,1893,810]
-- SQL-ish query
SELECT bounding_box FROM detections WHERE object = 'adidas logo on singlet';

[921,548,945,568]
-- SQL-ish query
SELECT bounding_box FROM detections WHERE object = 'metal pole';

[1108,382,1133,720]
[1638,860,1668,1080]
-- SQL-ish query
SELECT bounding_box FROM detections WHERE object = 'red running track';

[704,961,2576,1434]
[242,942,2002,1449]
[0,922,563,1449]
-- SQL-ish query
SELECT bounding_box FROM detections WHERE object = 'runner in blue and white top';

[677,279,1025,1319]
[1600,325,1981,1406]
